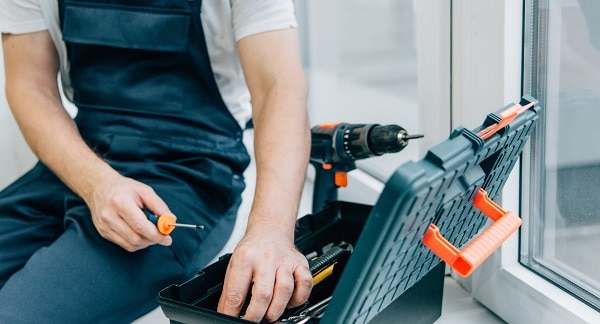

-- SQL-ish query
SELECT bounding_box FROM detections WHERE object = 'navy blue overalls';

[0,0,250,322]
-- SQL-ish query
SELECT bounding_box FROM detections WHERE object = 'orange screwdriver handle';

[423,188,522,277]
[144,209,177,235]
[155,214,177,235]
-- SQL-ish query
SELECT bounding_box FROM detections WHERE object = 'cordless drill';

[310,123,423,212]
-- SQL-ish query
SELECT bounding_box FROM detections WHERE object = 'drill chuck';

[368,125,409,155]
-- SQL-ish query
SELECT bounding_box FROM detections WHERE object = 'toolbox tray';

[158,96,541,324]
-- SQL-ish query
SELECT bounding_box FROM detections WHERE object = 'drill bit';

[396,131,424,146]
[402,133,425,140]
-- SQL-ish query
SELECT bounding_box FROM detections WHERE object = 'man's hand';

[87,172,174,251]
[218,230,313,322]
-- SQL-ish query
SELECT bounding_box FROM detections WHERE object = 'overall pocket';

[61,0,192,113]
[62,1,191,52]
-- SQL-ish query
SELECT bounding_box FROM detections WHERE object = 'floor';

[134,131,505,324]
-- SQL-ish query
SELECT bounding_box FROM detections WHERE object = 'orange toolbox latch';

[423,188,522,277]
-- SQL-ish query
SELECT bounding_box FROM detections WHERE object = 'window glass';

[522,0,600,310]
[297,0,421,181]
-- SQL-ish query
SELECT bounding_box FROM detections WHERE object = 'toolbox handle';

[423,189,522,277]
[477,101,535,140]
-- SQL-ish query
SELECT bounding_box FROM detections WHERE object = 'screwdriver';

[143,209,204,235]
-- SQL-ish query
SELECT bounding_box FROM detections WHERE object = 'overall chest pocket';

[62,1,191,53]
[61,1,194,113]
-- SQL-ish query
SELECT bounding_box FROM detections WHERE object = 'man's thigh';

[0,221,188,323]
[0,160,241,322]
[0,163,67,287]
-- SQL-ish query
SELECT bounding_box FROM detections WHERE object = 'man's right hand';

[87,173,174,251]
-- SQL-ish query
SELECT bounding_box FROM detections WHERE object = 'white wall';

[0,43,38,190]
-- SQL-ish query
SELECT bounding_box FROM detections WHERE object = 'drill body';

[310,123,423,212]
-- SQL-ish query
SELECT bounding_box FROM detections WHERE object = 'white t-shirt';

[0,0,298,128]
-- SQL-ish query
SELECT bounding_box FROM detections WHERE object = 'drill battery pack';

[157,96,541,323]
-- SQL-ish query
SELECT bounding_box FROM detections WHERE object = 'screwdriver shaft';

[170,223,204,230]
[143,208,204,234]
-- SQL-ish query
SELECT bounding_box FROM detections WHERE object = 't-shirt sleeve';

[230,0,298,42]
[0,0,48,34]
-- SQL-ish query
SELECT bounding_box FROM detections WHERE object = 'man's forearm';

[8,83,118,203]
[237,27,310,240]
[215,27,314,322]
[3,32,119,205]
[246,78,310,240]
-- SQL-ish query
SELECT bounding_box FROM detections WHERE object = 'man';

[0,1,312,323]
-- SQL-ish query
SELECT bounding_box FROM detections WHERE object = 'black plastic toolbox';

[158,96,541,323]
[157,202,445,324]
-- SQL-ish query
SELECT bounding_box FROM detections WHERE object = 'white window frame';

[455,1,600,322]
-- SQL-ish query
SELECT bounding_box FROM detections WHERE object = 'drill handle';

[310,160,356,213]
[311,163,339,214]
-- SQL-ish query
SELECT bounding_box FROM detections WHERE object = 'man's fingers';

[96,206,170,250]
[218,256,253,317]
[287,265,313,308]
[136,189,174,246]
[240,262,312,322]
[243,278,275,322]
[98,216,152,252]
[132,208,173,246]
[119,208,169,246]
[261,269,296,322]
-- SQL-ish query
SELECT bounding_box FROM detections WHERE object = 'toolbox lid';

[322,96,541,324]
